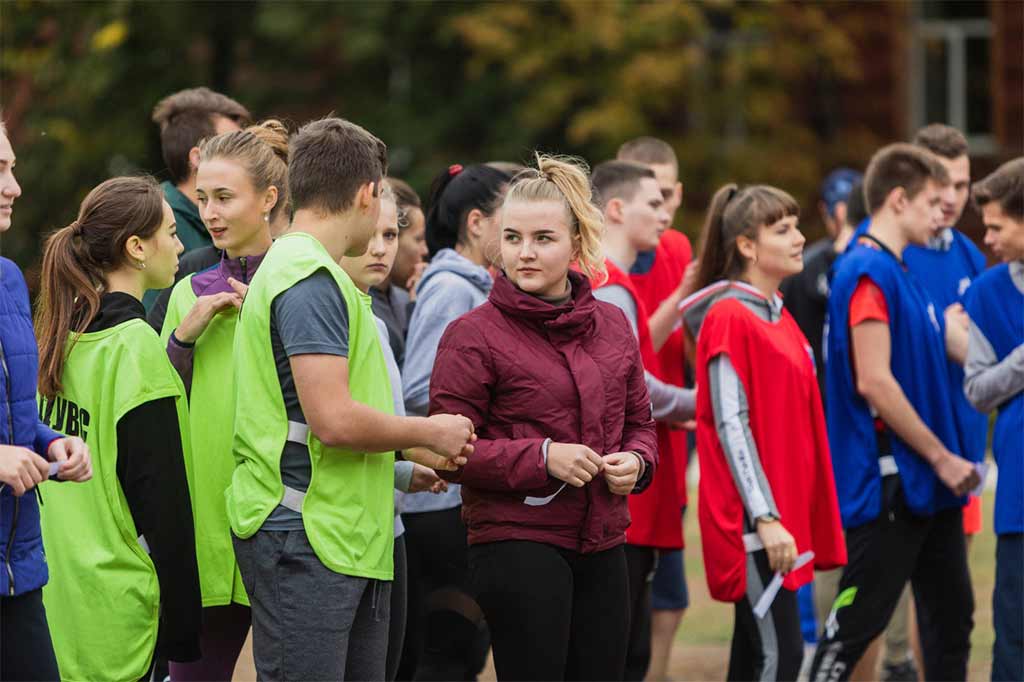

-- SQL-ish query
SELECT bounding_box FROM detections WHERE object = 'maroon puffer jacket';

[430,270,658,554]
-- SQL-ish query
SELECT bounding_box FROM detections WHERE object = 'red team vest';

[629,229,694,508]
[693,291,846,602]
[598,260,683,549]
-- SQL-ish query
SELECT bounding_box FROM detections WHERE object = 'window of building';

[911,0,993,153]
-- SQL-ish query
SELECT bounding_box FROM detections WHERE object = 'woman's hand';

[404,446,467,472]
[546,443,604,488]
[756,518,798,573]
[601,451,642,495]
[408,463,448,494]
[48,436,92,482]
[174,292,242,344]
[0,445,51,495]
[405,263,427,301]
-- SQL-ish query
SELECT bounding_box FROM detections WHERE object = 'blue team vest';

[826,240,964,528]
[965,264,1024,534]
[905,230,988,465]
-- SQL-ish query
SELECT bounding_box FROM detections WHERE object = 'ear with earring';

[135,259,147,270]
[265,212,270,223]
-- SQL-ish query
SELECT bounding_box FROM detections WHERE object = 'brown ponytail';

[695,183,799,291]
[36,176,164,398]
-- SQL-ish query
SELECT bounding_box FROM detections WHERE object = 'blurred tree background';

[2,0,886,274]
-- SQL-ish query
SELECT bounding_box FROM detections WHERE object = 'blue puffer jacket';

[0,257,62,596]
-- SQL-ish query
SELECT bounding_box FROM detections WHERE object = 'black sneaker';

[881,659,918,682]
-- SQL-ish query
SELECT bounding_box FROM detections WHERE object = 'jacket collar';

[218,250,266,284]
[84,292,146,333]
[489,270,598,336]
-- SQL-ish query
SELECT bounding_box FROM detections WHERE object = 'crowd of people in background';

[0,85,1020,682]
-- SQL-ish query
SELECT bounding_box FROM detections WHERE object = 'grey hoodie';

[401,248,492,513]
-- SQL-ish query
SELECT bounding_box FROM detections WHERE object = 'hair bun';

[248,119,290,164]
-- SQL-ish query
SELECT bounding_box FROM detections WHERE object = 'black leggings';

[624,545,656,681]
[728,550,803,682]
[398,506,487,681]
[470,540,630,681]
[0,588,59,681]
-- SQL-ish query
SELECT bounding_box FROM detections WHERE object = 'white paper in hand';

[753,550,815,620]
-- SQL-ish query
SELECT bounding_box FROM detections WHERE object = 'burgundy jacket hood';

[429,270,658,553]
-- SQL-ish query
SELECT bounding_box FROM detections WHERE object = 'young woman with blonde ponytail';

[679,184,846,681]
[428,154,657,681]
[34,176,201,681]
[157,119,289,681]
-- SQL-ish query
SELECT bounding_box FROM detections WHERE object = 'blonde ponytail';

[503,153,606,282]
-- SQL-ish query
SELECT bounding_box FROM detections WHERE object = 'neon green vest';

[225,232,395,580]
[162,275,248,607]
[39,318,191,682]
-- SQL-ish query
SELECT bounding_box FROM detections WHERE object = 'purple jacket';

[166,252,265,390]
[430,270,657,554]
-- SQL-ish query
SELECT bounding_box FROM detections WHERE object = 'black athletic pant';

[0,588,59,681]
[386,534,408,682]
[624,545,656,681]
[398,506,488,681]
[810,477,973,682]
[728,549,803,682]
[469,540,630,681]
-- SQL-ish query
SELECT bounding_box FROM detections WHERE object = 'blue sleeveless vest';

[965,264,1024,534]
[905,230,988,465]
[826,241,964,528]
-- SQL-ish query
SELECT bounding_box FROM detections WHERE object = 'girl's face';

[196,156,276,257]
[500,199,577,299]
[392,206,427,288]
[741,215,806,281]
[141,201,184,290]
[0,130,22,233]
[340,198,399,293]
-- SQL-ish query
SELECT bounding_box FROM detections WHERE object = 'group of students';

[0,85,1018,682]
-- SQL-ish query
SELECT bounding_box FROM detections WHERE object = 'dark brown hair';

[388,178,421,231]
[288,117,387,216]
[616,136,678,167]
[590,160,656,209]
[200,119,290,222]
[913,123,969,160]
[863,143,951,214]
[425,164,510,256]
[695,184,800,290]
[36,176,165,398]
[972,157,1024,221]
[151,87,251,186]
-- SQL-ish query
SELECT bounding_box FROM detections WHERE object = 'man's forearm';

[313,400,437,454]
[860,373,949,465]
[649,293,683,352]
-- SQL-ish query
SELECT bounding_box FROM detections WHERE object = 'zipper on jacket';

[240,256,248,283]
[5,497,19,595]
[0,334,18,594]
[0,336,15,445]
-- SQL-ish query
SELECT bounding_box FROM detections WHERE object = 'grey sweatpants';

[233,529,391,681]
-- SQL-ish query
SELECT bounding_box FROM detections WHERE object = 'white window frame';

[910,10,995,154]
